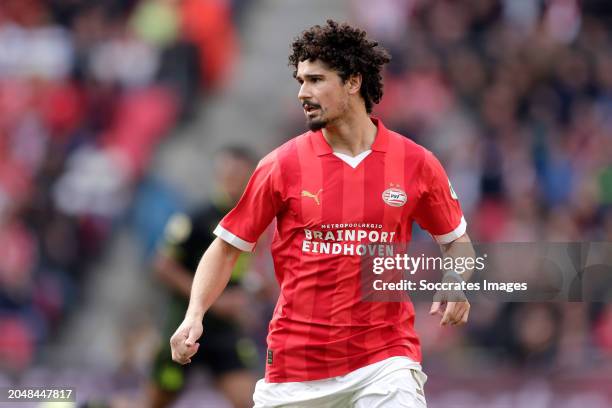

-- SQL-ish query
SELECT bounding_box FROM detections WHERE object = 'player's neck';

[322,111,377,157]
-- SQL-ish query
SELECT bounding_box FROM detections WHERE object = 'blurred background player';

[149,146,259,408]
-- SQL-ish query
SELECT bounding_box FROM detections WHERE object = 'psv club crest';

[382,184,407,207]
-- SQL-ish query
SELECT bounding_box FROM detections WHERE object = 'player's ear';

[346,73,362,95]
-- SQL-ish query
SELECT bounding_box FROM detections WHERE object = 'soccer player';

[150,146,259,408]
[171,20,474,407]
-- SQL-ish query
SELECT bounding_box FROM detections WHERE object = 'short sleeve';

[413,150,467,244]
[214,154,284,252]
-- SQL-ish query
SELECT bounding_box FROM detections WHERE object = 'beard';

[303,101,326,131]
[306,117,327,131]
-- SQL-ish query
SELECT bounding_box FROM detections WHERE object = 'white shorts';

[253,356,428,408]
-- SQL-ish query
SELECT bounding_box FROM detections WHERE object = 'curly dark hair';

[288,20,391,114]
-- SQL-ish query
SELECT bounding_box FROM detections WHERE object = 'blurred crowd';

[350,0,612,379]
[0,0,242,375]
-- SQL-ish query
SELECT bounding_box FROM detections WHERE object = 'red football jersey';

[214,118,466,382]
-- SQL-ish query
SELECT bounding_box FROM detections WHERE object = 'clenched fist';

[170,318,203,364]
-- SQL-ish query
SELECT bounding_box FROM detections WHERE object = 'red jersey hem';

[264,346,421,383]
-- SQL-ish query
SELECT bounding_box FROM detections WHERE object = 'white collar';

[332,150,372,168]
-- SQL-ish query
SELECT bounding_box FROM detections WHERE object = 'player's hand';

[429,291,470,327]
[170,317,203,365]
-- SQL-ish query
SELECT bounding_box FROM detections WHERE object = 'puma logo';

[302,189,323,205]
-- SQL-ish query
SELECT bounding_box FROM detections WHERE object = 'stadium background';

[1,0,611,406]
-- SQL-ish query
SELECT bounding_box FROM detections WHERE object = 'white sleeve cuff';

[214,225,255,252]
[433,216,467,244]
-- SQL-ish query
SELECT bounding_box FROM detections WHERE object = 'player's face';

[295,59,350,131]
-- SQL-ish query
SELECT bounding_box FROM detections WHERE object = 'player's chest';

[284,165,422,228]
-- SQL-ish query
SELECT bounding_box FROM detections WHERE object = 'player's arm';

[171,153,282,364]
[429,232,474,326]
[187,237,242,319]
[155,246,249,321]
[412,149,473,327]
[439,232,475,282]
[156,250,247,315]
[170,237,241,365]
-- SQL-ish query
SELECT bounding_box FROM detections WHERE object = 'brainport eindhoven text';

[302,227,396,256]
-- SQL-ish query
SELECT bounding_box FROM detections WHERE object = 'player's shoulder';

[386,128,430,161]
[258,131,309,168]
